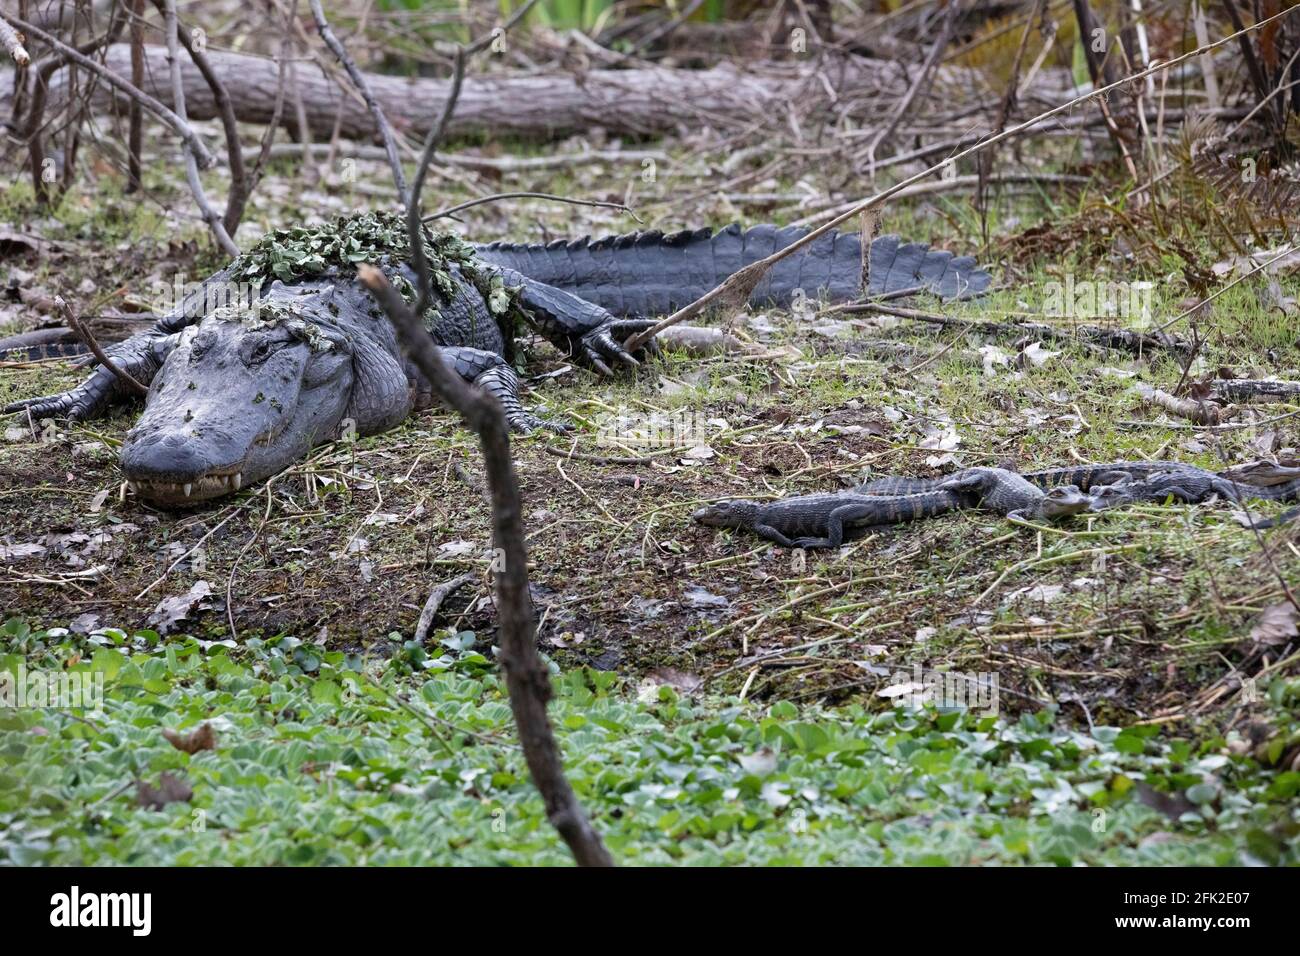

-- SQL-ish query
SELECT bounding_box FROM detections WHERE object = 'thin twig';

[248,0,293,190]
[360,264,613,867]
[7,12,217,168]
[309,0,408,206]
[352,32,612,865]
[163,0,238,256]
[56,297,147,396]
[424,192,642,224]
[863,0,959,165]
[150,0,248,235]
[1154,245,1299,334]
[413,572,475,645]
[409,46,466,320]
[126,0,144,192]
[0,13,29,65]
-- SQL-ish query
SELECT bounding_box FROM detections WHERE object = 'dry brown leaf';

[147,580,213,635]
[1249,602,1298,648]
[161,722,216,755]
[135,772,193,810]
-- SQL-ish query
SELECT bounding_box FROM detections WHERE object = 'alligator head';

[1036,484,1092,518]
[121,281,412,506]
[1088,481,1136,512]
[693,499,762,529]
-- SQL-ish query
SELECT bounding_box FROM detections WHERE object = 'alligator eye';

[248,339,284,364]
[189,332,214,361]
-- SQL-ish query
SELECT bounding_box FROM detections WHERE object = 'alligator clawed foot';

[507,410,571,435]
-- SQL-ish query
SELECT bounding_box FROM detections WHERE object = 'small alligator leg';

[5,329,181,421]
[437,346,567,434]
[753,523,801,548]
[792,501,889,549]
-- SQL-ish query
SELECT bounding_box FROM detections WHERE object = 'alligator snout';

[119,311,332,506]
[1040,485,1092,518]
[121,423,250,503]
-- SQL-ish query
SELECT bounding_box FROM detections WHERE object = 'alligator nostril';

[127,429,161,447]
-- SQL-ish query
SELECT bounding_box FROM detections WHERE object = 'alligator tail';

[473,224,991,319]
[1255,505,1300,529]
[0,340,92,362]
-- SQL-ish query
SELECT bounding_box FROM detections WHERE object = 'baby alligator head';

[693,499,763,529]
[1088,481,1136,512]
[1022,484,1092,521]
[121,290,359,506]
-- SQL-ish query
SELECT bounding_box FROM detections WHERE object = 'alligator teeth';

[126,480,138,493]
[183,483,192,498]
[232,472,242,490]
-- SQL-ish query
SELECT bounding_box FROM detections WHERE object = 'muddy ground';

[1,127,1298,727]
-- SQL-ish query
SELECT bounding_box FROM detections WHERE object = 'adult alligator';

[5,214,991,507]
[695,468,1091,549]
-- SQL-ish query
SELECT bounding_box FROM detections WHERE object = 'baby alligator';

[863,460,1300,523]
[1088,469,1300,515]
[695,467,1090,549]
[862,460,1181,496]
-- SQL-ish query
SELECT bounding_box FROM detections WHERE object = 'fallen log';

[1213,379,1300,403]
[1134,382,1227,425]
[25,43,943,142]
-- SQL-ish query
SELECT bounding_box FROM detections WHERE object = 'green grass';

[2,619,1298,865]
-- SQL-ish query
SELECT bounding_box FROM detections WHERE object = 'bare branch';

[409,46,466,321]
[247,0,293,191]
[840,301,1192,356]
[863,0,959,164]
[163,0,237,256]
[150,0,248,235]
[126,0,144,193]
[20,5,126,204]
[413,572,475,645]
[424,191,641,224]
[0,14,30,65]
[358,264,613,867]
[1134,383,1227,426]
[7,12,217,169]
[56,297,147,396]
[349,18,613,862]
[308,0,408,206]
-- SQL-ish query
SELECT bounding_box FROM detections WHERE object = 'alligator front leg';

[495,267,661,375]
[434,346,567,434]
[753,523,802,548]
[5,269,231,423]
[4,329,181,421]
[790,503,874,549]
